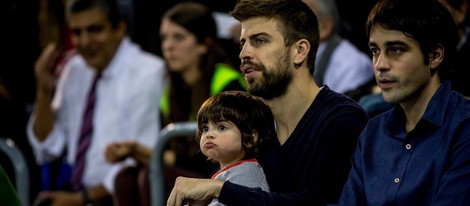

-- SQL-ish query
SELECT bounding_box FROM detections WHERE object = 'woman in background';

[104,2,246,205]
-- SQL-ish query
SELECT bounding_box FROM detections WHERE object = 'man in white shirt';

[304,0,374,95]
[28,0,165,205]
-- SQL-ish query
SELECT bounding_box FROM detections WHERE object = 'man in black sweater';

[167,0,368,205]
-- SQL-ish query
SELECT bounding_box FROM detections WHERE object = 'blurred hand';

[36,191,82,206]
[104,141,135,163]
[34,43,61,93]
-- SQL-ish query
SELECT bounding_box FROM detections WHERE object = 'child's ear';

[251,130,258,144]
[245,130,258,148]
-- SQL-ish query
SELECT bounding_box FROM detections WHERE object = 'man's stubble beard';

[247,49,293,100]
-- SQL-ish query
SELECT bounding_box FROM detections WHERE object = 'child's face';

[199,120,245,168]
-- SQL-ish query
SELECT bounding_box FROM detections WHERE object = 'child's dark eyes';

[217,125,227,131]
[201,125,209,132]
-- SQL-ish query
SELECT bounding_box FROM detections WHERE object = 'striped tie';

[71,73,101,191]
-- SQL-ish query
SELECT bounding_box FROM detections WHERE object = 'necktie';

[71,73,101,191]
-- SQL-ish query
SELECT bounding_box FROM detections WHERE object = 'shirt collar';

[420,81,452,126]
[100,37,131,79]
[386,81,452,137]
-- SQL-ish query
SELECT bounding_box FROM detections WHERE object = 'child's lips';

[204,142,216,149]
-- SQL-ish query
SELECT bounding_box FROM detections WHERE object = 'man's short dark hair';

[366,0,459,80]
[67,0,123,28]
[231,0,320,73]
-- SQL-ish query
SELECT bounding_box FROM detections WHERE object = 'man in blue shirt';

[338,0,470,205]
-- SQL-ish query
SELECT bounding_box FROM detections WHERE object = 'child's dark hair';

[196,91,276,160]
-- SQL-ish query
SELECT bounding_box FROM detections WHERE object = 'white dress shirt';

[316,38,374,94]
[27,37,166,193]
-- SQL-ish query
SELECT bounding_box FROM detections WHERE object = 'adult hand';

[104,141,135,163]
[36,191,83,206]
[34,43,61,93]
[167,177,224,206]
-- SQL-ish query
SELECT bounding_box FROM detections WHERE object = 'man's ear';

[293,39,310,66]
[429,44,444,69]
[116,20,127,39]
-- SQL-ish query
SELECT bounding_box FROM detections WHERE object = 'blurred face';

[160,18,207,72]
[68,7,125,71]
[438,0,467,26]
[239,17,293,100]
[303,0,331,42]
[199,120,244,168]
[369,25,436,104]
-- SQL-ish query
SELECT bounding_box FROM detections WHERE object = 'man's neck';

[268,77,320,145]
[401,79,441,132]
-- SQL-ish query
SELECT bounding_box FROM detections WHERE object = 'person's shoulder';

[223,161,269,191]
[214,63,242,76]
[60,53,90,78]
[65,53,86,67]
[235,160,263,171]
[211,63,247,94]
[116,44,166,87]
[308,88,368,129]
[335,39,371,62]
[320,87,365,112]
[132,48,165,68]
[366,108,392,126]
[450,92,470,120]
[124,40,165,69]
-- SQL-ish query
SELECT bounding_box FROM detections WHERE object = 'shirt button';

[405,144,412,150]
[394,178,400,183]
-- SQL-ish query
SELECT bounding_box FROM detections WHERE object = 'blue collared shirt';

[339,81,470,205]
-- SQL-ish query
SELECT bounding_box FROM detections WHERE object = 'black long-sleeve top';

[219,86,368,205]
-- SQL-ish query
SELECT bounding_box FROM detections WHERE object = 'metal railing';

[0,137,29,206]
[149,122,197,206]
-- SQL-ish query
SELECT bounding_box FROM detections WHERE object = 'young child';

[195,91,274,205]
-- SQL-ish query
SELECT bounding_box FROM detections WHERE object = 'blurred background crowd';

[0,0,468,204]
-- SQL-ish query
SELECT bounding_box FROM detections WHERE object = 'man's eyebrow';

[241,32,271,41]
[385,40,407,47]
[250,32,270,38]
[250,32,272,40]
[368,40,407,47]
[368,41,377,47]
